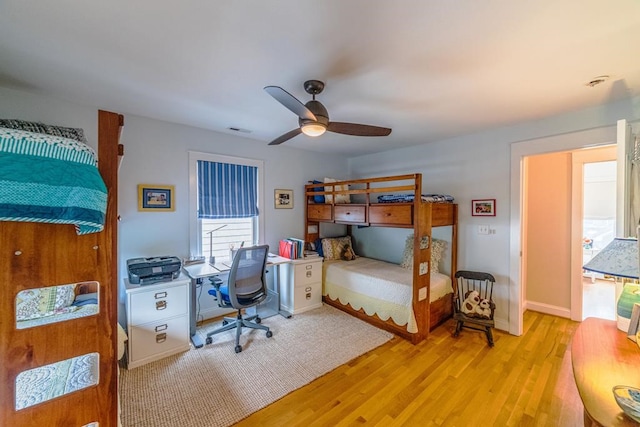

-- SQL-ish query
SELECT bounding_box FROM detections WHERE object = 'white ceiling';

[1,1,639,157]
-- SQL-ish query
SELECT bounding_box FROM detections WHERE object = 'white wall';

[0,87,99,150]
[0,87,349,305]
[348,96,640,333]
[525,152,571,313]
[116,114,347,269]
[584,161,616,219]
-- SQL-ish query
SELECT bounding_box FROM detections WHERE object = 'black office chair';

[452,270,496,347]
[206,244,272,353]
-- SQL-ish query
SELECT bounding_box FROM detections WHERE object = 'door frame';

[509,126,616,335]
[570,146,616,321]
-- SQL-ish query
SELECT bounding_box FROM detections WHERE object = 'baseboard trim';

[495,319,510,333]
[525,301,571,319]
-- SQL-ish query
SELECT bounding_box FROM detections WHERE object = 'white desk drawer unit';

[129,315,189,363]
[281,258,323,315]
[128,283,188,325]
[124,276,191,369]
[294,259,321,286]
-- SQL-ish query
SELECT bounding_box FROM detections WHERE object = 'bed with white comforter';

[323,257,453,333]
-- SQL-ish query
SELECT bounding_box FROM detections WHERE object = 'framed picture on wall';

[472,199,496,216]
[138,184,175,211]
[274,189,293,209]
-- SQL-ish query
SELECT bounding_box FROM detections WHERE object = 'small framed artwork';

[472,199,496,216]
[138,184,175,212]
[274,189,293,209]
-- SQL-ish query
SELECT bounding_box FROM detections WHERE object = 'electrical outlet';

[478,225,490,235]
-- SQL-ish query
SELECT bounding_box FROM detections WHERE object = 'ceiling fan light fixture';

[301,122,327,137]
[264,80,391,145]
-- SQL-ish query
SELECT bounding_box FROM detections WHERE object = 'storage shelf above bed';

[305,174,457,241]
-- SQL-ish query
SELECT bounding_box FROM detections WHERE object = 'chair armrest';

[208,277,227,308]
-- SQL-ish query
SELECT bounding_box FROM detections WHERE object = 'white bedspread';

[323,258,452,333]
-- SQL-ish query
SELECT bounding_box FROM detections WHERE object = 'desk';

[183,253,291,348]
[571,317,640,426]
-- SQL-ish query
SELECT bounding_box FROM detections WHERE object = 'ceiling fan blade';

[327,122,392,137]
[268,128,302,145]
[264,86,317,121]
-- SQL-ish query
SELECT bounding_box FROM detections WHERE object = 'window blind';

[197,160,258,219]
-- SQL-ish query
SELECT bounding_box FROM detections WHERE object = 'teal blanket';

[0,128,107,235]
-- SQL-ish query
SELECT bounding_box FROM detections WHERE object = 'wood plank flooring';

[236,310,583,426]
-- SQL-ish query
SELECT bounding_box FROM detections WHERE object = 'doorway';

[511,122,636,335]
[580,158,616,320]
[510,126,617,335]
[520,145,615,322]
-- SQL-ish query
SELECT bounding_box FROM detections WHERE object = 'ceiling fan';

[264,80,392,146]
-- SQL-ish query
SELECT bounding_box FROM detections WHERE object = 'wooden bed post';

[0,110,123,426]
[451,204,458,287]
[412,173,431,344]
[97,110,124,427]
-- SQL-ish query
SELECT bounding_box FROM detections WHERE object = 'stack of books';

[303,250,320,258]
[278,237,305,259]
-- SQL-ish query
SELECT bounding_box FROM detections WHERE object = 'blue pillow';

[311,180,325,203]
[315,238,324,257]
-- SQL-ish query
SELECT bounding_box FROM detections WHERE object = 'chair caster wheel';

[266,331,273,338]
[222,320,228,326]
[235,345,242,353]
[205,337,212,345]
[256,317,261,324]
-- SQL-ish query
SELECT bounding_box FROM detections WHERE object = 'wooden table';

[572,317,640,426]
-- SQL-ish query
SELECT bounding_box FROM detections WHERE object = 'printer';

[127,256,182,285]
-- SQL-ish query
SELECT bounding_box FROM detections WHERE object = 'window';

[189,152,264,260]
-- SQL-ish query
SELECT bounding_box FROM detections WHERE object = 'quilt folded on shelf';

[0,127,107,235]
[377,194,454,203]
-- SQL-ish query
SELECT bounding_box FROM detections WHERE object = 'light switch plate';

[478,225,490,235]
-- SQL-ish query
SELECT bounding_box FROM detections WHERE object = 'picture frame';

[472,199,496,216]
[274,189,293,209]
[138,184,175,212]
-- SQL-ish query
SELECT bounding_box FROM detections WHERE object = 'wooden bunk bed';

[305,174,458,344]
[0,111,124,426]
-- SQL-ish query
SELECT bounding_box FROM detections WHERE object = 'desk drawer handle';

[156,300,167,310]
[305,265,313,270]
[306,271,313,278]
[155,324,168,332]
[306,293,312,300]
[155,291,167,299]
[156,333,167,343]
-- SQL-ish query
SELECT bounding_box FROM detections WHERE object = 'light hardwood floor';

[236,310,583,426]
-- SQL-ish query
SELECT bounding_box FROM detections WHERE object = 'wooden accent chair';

[453,270,496,347]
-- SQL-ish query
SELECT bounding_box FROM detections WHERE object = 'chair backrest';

[454,270,496,316]
[226,244,269,309]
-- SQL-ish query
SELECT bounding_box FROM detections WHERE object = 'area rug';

[119,304,393,427]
